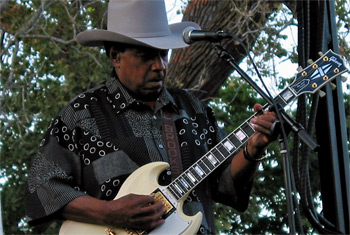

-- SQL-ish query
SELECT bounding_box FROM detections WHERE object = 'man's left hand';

[247,103,278,157]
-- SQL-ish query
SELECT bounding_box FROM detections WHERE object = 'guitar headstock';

[291,50,348,96]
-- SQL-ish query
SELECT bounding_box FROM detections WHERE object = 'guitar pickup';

[153,188,176,219]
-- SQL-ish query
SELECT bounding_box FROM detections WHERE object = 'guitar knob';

[330,82,337,90]
[307,59,314,64]
[319,90,326,98]
[318,52,324,57]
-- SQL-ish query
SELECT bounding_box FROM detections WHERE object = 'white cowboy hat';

[77,0,200,49]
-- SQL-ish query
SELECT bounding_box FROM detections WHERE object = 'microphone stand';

[212,44,320,234]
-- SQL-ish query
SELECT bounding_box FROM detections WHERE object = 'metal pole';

[314,0,349,233]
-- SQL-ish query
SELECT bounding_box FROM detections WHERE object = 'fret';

[207,153,219,166]
[202,157,215,170]
[274,95,288,107]
[194,164,206,176]
[185,171,198,184]
[222,139,236,153]
[279,87,295,105]
[189,167,202,181]
[227,133,240,147]
[183,174,195,187]
[234,128,248,143]
[168,184,181,199]
[179,176,190,189]
[174,180,187,193]
[241,122,255,138]
[211,149,224,162]
[197,161,210,174]
[173,183,184,196]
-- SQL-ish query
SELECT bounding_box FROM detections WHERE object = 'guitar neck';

[166,87,292,201]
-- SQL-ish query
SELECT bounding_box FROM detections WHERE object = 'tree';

[1,1,110,233]
[1,0,349,234]
[168,0,284,100]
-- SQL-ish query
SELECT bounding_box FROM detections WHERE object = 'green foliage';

[1,1,110,233]
[211,76,264,130]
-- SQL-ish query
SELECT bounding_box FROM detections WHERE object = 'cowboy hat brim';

[77,22,200,50]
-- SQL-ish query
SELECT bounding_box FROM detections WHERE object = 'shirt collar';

[105,72,178,113]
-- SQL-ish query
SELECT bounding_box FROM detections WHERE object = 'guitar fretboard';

[166,114,257,200]
[166,86,297,200]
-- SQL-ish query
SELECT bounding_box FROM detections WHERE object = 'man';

[25,0,277,234]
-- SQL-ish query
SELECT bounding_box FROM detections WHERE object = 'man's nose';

[152,55,167,71]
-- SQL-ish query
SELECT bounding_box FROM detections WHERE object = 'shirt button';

[159,144,164,149]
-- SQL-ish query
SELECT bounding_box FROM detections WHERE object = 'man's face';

[114,46,169,101]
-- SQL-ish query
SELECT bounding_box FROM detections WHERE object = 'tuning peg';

[330,82,337,90]
[318,52,324,57]
[307,59,314,64]
[341,76,347,82]
[319,90,326,98]
[297,66,303,72]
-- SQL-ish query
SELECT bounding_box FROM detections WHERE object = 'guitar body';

[59,162,202,235]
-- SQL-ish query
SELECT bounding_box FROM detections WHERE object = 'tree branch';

[0,0,10,15]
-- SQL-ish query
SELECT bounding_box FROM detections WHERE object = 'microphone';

[183,26,231,44]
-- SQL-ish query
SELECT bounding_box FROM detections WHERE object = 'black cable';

[292,0,306,194]
[294,0,342,233]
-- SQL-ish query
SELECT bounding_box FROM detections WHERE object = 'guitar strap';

[162,112,183,180]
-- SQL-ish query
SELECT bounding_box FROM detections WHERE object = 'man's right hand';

[62,193,166,231]
[104,193,166,230]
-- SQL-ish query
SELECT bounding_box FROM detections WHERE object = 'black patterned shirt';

[25,73,251,234]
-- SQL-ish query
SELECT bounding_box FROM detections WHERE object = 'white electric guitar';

[59,50,348,235]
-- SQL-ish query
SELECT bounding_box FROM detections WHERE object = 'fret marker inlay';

[223,140,234,151]
[180,178,190,188]
[236,130,246,141]
[187,173,197,183]
[207,154,218,165]
[174,184,183,194]
[194,166,204,176]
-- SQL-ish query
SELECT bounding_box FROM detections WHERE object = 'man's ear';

[112,55,120,65]
[109,47,120,63]
[111,55,122,69]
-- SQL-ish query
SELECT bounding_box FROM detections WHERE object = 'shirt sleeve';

[205,106,253,212]
[25,117,87,226]
[213,163,253,212]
